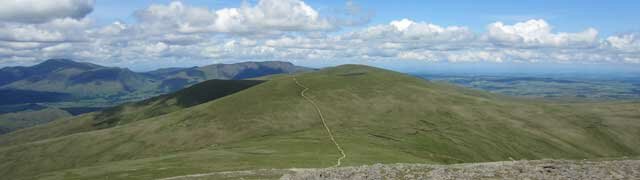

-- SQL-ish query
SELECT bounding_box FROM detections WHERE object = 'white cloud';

[135,1,218,34]
[144,42,169,55]
[216,0,332,32]
[606,33,640,51]
[347,18,474,49]
[96,21,128,36]
[0,18,91,42]
[0,0,94,23]
[135,0,332,35]
[487,19,598,47]
[0,0,639,68]
[42,43,72,52]
[0,42,46,50]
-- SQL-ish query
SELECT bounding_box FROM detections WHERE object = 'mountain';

[0,59,156,98]
[147,61,310,80]
[148,61,311,91]
[0,59,309,134]
[0,59,101,86]
[0,59,310,103]
[0,65,638,179]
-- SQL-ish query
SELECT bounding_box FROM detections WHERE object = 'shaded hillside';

[0,79,264,147]
[0,89,71,105]
[0,108,71,135]
[0,65,638,179]
[92,79,265,129]
[59,107,105,116]
[0,104,48,114]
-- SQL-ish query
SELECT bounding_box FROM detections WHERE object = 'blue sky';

[1,0,640,73]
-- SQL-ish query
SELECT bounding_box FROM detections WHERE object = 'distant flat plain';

[418,74,640,101]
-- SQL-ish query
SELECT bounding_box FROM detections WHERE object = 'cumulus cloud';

[134,0,332,35]
[350,19,474,43]
[487,19,598,47]
[0,0,94,23]
[232,0,332,31]
[253,19,639,64]
[135,1,218,34]
[0,18,91,43]
[606,33,640,51]
[0,0,94,57]
[1,0,639,68]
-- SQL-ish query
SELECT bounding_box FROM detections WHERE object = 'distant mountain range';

[147,61,309,91]
[0,59,310,134]
[0,59,311,106]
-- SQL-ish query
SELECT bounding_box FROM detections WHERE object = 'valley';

[420,74,640,101]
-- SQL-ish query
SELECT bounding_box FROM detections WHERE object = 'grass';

[0,80,263,147]
[0,64,639,179]
[0,108,71,134]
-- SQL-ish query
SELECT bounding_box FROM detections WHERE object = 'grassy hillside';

[92,79,265,129]
[0,79,263,147]
[0,65,638,179]
[0,59,308,132]
[0,108,71,135]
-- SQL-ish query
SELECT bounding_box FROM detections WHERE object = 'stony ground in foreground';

[164,159,640,180]
[282,159,640,180]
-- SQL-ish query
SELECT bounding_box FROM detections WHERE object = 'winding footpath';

[158,77,348,180]
[293,77,347,168]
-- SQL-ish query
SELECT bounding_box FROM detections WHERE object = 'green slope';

[0,108,72,135]
[0,79,264,148]
[0,59,309,133]
[0,65,639,179]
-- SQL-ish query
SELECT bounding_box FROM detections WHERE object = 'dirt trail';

[293,76,346,168]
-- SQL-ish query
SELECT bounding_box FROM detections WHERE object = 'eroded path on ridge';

[293,76,347,168]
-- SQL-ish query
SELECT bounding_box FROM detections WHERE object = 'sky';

[0,0,639,73]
